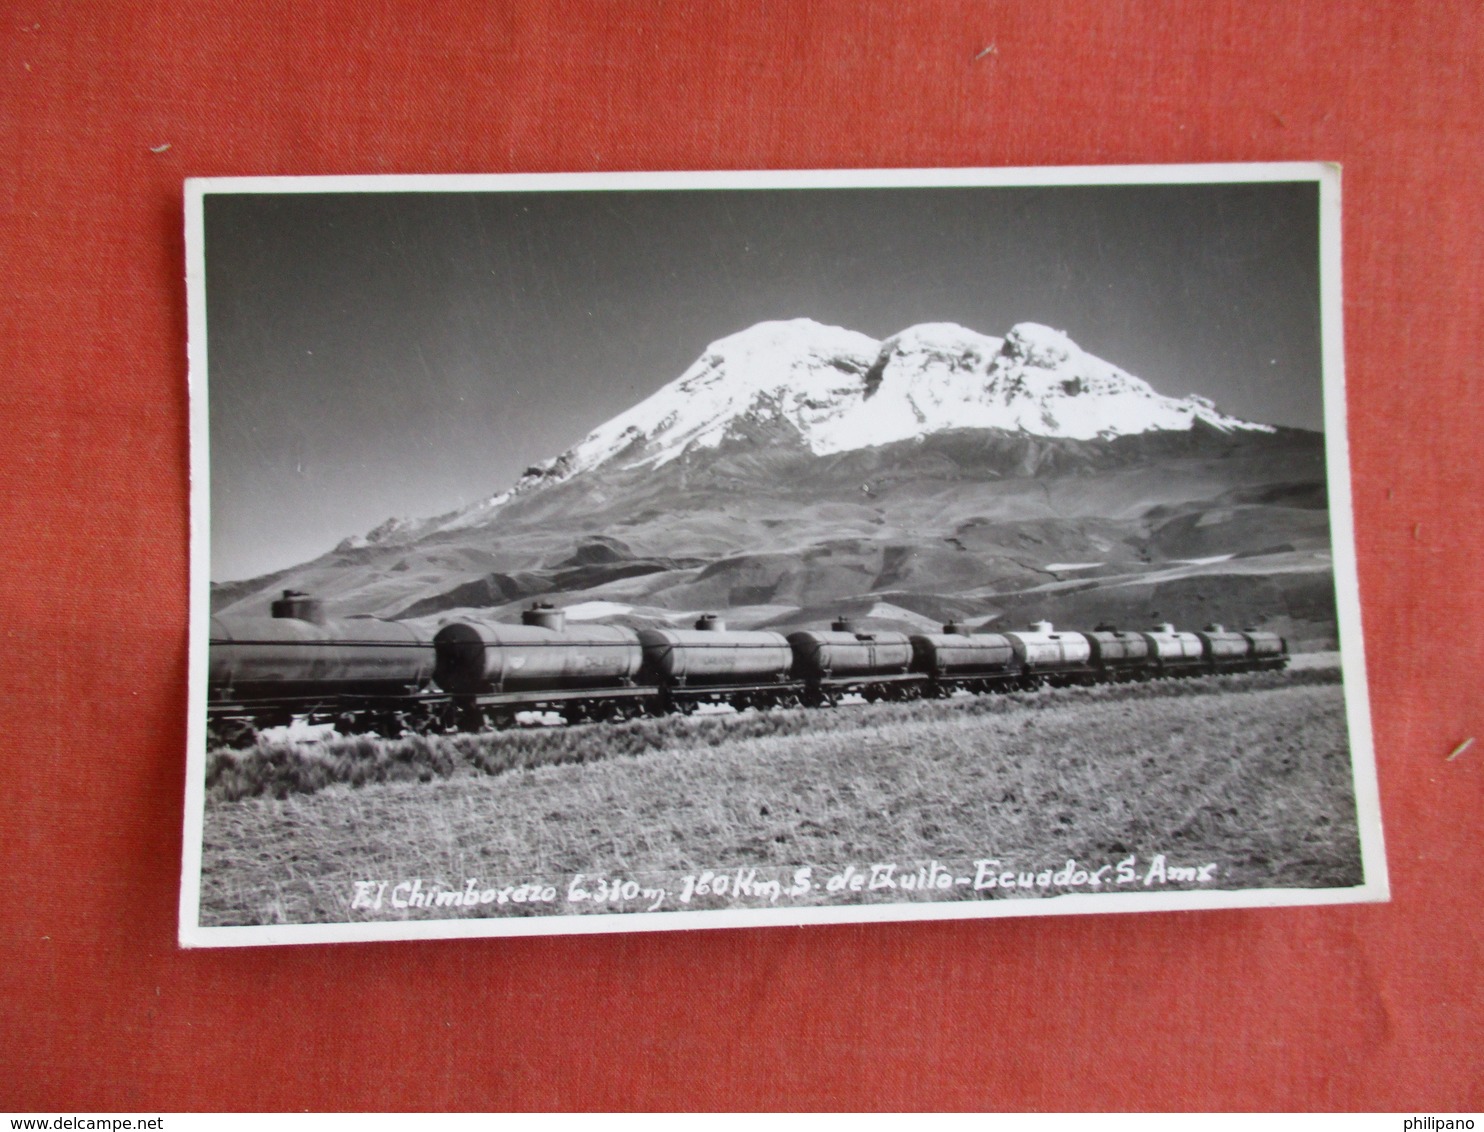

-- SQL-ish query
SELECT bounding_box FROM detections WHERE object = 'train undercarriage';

[207,651,1289,749]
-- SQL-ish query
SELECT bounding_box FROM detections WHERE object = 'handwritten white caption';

[350,854,1218,915]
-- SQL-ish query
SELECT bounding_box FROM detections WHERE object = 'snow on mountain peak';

[984,321,1266,438]
[429,317,1274,534]
[880,321,1005,362]
[554,318,882,474]
[1003,321,1075,367]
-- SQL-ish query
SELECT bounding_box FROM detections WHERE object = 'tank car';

[1082,624,1153,682]
[207,590,435,746]
[1240,627,1289,672]
[433,602,650,728]
[638,614,798,711]
[1001,621,1095,687]
[207,585,1301,747]
[908,621,1019,694]
[1193,623,1255,674]
[1139,622,1206,677]
[787,617,918,706]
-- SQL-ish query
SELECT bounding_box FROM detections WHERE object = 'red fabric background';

[2,0,1480,1112]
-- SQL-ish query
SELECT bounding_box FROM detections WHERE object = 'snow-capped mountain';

[424,318,1270,537]
[223,317,1327,644]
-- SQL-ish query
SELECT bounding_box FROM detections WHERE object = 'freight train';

[205,590,1289,747]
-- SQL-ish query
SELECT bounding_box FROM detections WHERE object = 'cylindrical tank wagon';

[433,612,644,694]
[208,612,435,699]
[788,617,917,705]
[910,620,1099,692]
[639,614,799,711]
[1193,623,1252,674]
[207,590,1293,745]
[1241,628,1289,672]
[1082,624,1153,682]
[207,590,436,744]
[1189,623,1290,674]
[432,602,650,728]
[1140,622,1206,677]
[909,622,1018,694]
[1001,621,1095,687]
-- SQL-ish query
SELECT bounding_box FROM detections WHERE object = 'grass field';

[198,672,1362,927]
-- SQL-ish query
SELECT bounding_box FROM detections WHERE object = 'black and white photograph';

[180,165,1385,947]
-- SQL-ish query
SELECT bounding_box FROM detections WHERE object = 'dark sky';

[205,179,1323,581]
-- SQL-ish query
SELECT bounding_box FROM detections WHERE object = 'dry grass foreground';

[200,673,1360,927]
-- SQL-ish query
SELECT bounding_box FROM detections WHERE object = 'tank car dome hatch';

[694,613,727,632]
[1029,620,1055,633]
[1153,622,1177,633]
[521,602,566,631]
[942,620,969,635]
[1205,623,1226,632]
[831,616,860,634]
[270,589,327,625]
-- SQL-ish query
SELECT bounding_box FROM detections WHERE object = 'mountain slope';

[220,319,1333,647]
[344,318,1272,546]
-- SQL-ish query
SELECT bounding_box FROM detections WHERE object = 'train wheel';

[438,703,463,734]
[369,712,404,739]
[409,709,448,735]
[594,701,632,723]
[454,704,487,733]
[336,711,376,736]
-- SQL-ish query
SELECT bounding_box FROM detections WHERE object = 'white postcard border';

[180,162,1386,949]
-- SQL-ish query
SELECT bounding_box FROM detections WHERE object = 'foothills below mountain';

[214,319,1337,649]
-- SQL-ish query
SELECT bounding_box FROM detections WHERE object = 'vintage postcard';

[180,165,1385,947]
